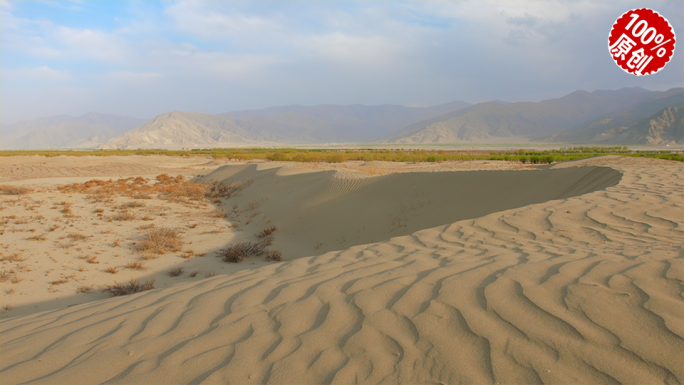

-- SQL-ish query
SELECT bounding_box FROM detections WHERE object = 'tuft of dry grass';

[189,271,198,278]
[168,267,184,277]
[265,250,282,262]
[136,227,182,254]
[77,284,94,293]
[119,201,145,209]
[0,185,33,195]
[113,210,137,221]
[101,279,155,296]
[220,240,269,263]
[0,253,26,262]
[180,250,194,259]
[50,278,69,285]
[87,256,99,264]
[67,233,88,241]
[104,266,119,274]
[125,261,146,270]
[256,226,277,238]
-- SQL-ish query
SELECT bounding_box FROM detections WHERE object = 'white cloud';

[164,2,283,39]
[4,66,72,81]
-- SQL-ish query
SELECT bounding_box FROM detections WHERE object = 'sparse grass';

[180,250,194,259]
[112,239,122,247]
[48,225,59,232]
[104,266,119,274]
[50,278,69,285]
[137,223,155,230]
[77,265,87,272]
[168,267,184,277]
[0,185,33,195]
[256,226,277,238]
[220,240,269,263]
[142,215,154,221]
[87,256,99,264]
[101,279,155,296]
[125,261,146,270]
[136,227,182,254]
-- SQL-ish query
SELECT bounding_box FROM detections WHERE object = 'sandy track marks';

[301,177,376,209]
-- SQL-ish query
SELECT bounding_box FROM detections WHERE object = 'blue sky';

[1,0,683,124]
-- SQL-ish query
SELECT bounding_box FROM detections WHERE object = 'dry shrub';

[67,233,88,241]
[0,253,26,262]
[104,266,118,274]
[220,240,269,263]
[265,250,282,262]
[87,256,99,264]
[113,210,137,221]
[101,279,155,296]
[50,278,69,285]
[119,201,145,209]
[77,284,94,293]
[0,185,33,195]
[168,267,184,277]
[136,227,182,254]
[180,250,194,259]
[125,261,146,270]
[256,226,277,238]
[27,233,47,241]
[93,208,105,213]
[189,271,198,277]
[0,270,16,282]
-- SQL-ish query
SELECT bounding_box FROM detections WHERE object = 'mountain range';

[1,88,681,150]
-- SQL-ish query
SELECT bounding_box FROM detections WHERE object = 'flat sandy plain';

[0,154,682,384]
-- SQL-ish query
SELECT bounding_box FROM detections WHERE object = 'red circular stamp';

[608,8,676,76]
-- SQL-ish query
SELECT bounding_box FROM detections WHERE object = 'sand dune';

[1,156,682,384]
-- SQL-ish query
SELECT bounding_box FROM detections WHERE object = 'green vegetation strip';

[1,146,682,163]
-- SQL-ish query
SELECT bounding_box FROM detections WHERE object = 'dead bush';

[265,250,282,262]
[168,267,184,277]
[136,227,182,254]
[27,233,47,241]
[113,210,137,221]
[125,261,146,270]
[220,240,269,263]
[256,226,277,238]
[101,279,155,296]
[67,233,88,241]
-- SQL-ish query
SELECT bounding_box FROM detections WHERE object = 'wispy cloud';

[0,0,682,124]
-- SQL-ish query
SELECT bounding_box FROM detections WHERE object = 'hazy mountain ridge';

[381,88,683,144]
[4,88,682,150]
[1,113,147,150]
[543,92,683,144]
[102,101,472,149]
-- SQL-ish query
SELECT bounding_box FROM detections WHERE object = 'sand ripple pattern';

[301,177,377,209]
[1,157,682,384]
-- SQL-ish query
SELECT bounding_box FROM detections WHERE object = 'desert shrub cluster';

[136,227,182,254]
[101,279,155,296]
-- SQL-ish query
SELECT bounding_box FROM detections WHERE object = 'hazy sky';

[2,0,683,124]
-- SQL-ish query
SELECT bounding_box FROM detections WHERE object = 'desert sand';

[0,155,682,384]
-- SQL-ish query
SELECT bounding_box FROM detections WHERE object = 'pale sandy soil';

[0,155,682,385]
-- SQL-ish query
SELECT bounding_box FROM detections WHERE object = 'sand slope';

[1,156,682,384]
